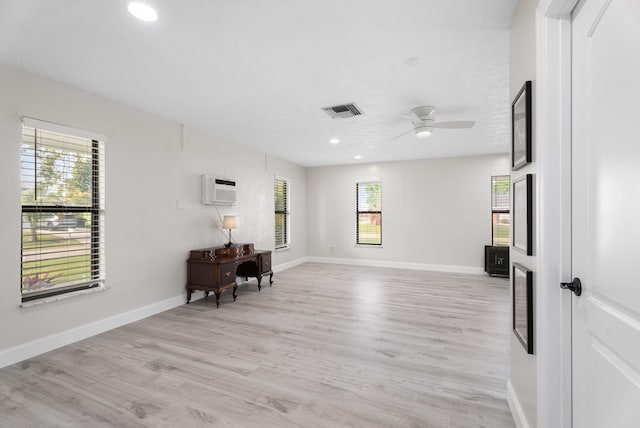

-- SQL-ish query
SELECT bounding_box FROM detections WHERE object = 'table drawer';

[219,262,237,286]
[260,253,271,273]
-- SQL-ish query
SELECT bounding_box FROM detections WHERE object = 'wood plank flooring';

[0,263,514,427]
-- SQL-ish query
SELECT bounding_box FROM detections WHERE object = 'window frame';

[491,175,511,247]
[274,176,290,250]
[20,118,105,303]
[356,181,382,246]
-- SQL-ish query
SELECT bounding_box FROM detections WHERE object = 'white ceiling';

[0,0,518,167]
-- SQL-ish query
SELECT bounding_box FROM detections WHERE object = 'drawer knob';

[225,272,230,277]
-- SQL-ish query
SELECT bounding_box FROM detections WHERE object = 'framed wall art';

[512,80,532,170]
[512,263,534,354]
[512,174,533,255]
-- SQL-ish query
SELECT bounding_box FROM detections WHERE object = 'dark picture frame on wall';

[512,174,533,255]
[513,263,534,354]
[512,80,532,170]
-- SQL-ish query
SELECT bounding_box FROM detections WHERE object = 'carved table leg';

[269,273,273,286]
[233,284,238,301]
[186,287,192,304]
[214,290,221,308]
[257,275,262,292]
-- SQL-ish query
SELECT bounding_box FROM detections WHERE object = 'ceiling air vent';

[322,103,363,119]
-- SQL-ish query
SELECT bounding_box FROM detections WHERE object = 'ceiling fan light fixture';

[414,124,433,138]
[411,106,436,120]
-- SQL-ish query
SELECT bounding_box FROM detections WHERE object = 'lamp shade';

[222,215,238,230]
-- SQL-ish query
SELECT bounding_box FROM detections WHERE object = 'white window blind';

[20,121,105,302]
[356,182,382,245]
[274,176,290,249]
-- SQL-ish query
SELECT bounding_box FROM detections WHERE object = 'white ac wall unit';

[202,175,236,206]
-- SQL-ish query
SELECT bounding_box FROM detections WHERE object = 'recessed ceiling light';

[405,57,420,67]
[330,138,340,144]
[354,155,362,159]
[128,2,158,22]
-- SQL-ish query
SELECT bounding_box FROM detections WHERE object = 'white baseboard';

[306,256,484,275]
[507,379,531,428]
[0,293,189,370]
[273,256,309,273]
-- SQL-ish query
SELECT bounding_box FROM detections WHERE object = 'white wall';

[0,63,306,355]
[306,154,509,271]
[508,0,538,426]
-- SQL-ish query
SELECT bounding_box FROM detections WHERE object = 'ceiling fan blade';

[391,129,414,140]
[434,120,475,129]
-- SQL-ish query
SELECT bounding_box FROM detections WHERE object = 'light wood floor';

[0,263,514,427]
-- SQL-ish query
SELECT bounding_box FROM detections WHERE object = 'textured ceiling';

[0,0,518,167]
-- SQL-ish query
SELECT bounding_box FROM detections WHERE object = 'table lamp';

[222,215,238,248]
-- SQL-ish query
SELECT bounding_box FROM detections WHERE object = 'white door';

[571,0,640,426]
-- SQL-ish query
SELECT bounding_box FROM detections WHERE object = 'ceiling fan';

[394,106,475,139]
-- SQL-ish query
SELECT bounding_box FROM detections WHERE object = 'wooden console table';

[186,243,273,308]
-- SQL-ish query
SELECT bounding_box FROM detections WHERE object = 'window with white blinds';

[20,120,105,302]
[274,176,290,249]
[356,182,382,245]
[491,175,510,246]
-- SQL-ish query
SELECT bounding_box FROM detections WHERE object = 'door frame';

[534,0,578,427]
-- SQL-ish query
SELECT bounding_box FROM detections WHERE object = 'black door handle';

[560,277,582,296]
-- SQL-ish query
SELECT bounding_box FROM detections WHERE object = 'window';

[491,175,510,246]
[20,119,105,302]
[356,182,382,245]
[274,176,290,249]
